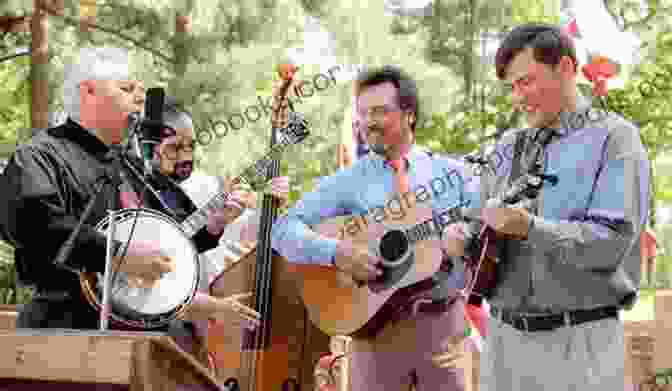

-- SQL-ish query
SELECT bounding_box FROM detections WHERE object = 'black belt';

[490,305,619,332]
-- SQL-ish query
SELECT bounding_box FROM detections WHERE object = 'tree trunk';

[29,0,49,138]
[79,0,97,33]
[463,0,478,109]
[649,160,657,228]
[174,14,191,76]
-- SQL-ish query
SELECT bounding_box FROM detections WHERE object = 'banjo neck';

[179,129,303,238]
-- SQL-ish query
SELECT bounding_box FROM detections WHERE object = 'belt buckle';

[563,311,572,327]
[521,316,529,332]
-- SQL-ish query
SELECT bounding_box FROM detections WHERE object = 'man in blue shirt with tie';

[271,65,479,391]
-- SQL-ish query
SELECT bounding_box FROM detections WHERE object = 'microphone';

[132,87,165,174]
[140,87,165,158]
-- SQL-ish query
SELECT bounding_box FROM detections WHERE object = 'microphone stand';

[51,149,123,330]
[52,173,120,274]
[52,115,168,331]
[100,209,117,330]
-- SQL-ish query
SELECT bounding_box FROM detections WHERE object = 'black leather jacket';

[0,118,220,292]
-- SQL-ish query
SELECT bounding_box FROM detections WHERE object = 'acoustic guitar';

[287,192,469,338]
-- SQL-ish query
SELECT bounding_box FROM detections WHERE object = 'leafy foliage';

[0,241,31,305]
[0,0,671,297]
[0,52,28,146]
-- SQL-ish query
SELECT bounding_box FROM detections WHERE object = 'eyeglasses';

[161,142,194,160]
[356,104,401,122]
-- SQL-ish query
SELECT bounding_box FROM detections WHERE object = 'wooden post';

[29,0,49,136]
[174,13,191,77]
[79,0,96,33]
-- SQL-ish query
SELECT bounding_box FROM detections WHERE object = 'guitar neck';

[404,202,468,244]
[404,217,442,245]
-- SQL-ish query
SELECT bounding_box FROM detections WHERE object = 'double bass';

[207,66,331,391]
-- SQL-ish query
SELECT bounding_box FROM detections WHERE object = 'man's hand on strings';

[116,240,176,288]
[207,176,258,236]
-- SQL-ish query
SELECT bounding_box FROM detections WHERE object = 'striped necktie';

[388,158,409,194]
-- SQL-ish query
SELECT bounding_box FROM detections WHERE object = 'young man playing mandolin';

[442,24,650,390]
[0,48,284,357]
[270,65,480,391]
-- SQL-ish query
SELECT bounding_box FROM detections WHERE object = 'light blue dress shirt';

[271,146,481,296]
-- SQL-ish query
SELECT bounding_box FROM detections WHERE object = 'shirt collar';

[47,118,112,161]
[366,144,426,171]
[530,92,594,140]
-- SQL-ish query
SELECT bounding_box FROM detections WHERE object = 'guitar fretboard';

[404,204,466,244]
[180,133,297,237]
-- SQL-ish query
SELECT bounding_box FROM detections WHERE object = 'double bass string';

[243,72,296,391]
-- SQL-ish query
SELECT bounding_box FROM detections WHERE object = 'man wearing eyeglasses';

[271,65,480,391]
[126,98,296,369]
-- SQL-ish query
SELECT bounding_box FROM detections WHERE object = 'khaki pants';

[481,315,624,391]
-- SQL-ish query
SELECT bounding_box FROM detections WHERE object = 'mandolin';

[462,171,558,299]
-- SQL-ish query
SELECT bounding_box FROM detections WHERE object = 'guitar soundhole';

[379,230,408,265]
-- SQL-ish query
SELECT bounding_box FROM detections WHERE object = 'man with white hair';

[0,47,265,342]
[0,47,176,331]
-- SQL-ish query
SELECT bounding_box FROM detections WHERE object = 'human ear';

[559,56,576,78]
[79,80,96,97]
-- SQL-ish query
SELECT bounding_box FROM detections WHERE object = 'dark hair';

[354,65,419,132]
[495,23,578,80]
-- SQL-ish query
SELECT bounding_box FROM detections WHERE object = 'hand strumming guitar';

[113,240,176,288]
[333,240,383,284]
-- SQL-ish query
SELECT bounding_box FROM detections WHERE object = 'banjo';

[79,113,310,330]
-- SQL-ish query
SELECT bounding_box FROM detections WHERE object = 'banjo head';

[90,208,200,329]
